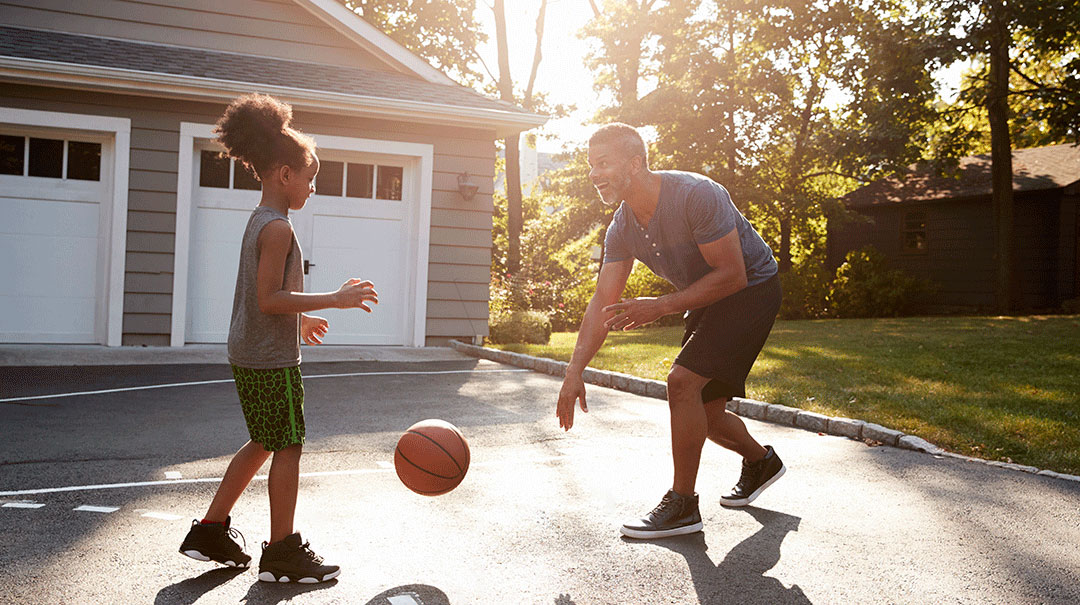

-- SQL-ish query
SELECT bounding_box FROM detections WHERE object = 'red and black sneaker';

[179,516,251,568]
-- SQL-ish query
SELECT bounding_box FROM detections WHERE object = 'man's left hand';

[602,297,667,331]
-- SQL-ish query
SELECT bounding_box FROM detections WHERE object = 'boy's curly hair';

[213,93,316,180]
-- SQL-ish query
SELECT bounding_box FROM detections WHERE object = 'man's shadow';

[632,507,811,605]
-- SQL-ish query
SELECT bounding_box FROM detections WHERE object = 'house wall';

[0,0,392,71]
[0,83,496,346]
[829,190,1075,313]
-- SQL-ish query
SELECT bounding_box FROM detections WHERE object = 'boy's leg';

[268,444,302,544]
[204,440,272,522]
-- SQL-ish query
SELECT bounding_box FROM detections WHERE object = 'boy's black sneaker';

[258,533,340,583]
[179,516,251,568]
[620,489,704,539]
[720,445,786,507]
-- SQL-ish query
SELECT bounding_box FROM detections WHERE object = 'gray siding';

[1,83,498,346]
[0,0,392,70]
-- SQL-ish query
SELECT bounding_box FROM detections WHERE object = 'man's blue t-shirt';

[603,171,777,290]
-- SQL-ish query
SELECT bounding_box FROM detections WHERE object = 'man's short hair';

[589,123,648,168]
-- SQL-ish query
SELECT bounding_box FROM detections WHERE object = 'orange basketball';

[394,419,470,496]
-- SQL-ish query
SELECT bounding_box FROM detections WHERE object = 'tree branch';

[523,0,549,109]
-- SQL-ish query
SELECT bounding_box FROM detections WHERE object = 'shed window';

[903,211,928,253]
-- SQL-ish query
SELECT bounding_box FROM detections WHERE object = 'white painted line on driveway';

[3,502,45,509]
[142,511,184,521]
[0,368,530,404]
[376,461,393,469]
[73,505,119,513]
[0,454,566,498]
[387,595,423,605]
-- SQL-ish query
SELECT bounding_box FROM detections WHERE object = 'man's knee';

[667,365,707,401]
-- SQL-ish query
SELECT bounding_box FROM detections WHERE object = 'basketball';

[394,419,470,496]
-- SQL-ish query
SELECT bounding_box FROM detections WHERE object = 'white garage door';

[0,129,111,343]
[184,144,413,345]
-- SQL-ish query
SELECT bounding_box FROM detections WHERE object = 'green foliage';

[488,310,552,345]
[622,261,677,300]
[829,246,926,318]
[341,0,486,86]
[779,259,832,320]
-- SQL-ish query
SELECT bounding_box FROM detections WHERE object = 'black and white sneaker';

[720,445,785,507]
[179,516,251,568]
[257,533,340,583]
[620,489,704,539]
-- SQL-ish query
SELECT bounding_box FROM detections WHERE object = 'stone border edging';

[450,340,1080,484]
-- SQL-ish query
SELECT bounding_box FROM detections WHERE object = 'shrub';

[488,310,552,344]
[779,259,831,319]
[828,246,925,317]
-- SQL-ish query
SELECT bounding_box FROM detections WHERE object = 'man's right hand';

[557,373,588,431]
[335,278,379,311]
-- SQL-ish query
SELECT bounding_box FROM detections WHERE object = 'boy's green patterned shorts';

[231,365,305,452]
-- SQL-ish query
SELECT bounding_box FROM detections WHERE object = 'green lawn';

[492,315,1080,475]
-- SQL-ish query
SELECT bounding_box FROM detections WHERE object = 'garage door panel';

[0,294,96,343]
[0,197,100,238]
[310,214,404,344]
[186,207,248,342]
[1,233,98,297]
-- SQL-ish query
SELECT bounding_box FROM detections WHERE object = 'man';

[556,123,785,539]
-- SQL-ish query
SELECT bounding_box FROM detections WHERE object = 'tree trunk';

[988,0,1017,313]
[493,0,523,273]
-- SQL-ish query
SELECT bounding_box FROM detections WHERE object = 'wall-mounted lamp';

[457,172,479,201]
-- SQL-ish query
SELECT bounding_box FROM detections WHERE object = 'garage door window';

[199,150,260,190]
[313,159,402,201]
[0,134,101,181]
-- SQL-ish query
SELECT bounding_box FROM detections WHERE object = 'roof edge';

[0,57,547,136]
[293,0,456,87]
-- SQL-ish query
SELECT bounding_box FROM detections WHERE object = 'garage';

[0,109,129,345]
[172,123,432,346]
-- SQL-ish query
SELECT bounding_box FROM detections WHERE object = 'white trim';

[0,57,547,136]
[171,124,432,347]
[293,0,455,86]
[0,108,130,347]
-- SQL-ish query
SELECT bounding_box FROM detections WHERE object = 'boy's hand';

[335,278,379,311]
[301,314,329,345]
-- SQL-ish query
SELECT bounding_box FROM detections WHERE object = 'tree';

[341,0,487,85]
[581,0,943,272]
[926,0,1080,312]
[492,0,549,274]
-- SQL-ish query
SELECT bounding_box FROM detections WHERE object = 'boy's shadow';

[241,578,338,605]
[627,506,811,605]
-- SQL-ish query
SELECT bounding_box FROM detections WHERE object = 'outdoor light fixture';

[457,172,479,201]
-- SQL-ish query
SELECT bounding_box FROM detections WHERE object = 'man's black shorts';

[674,273,782,402]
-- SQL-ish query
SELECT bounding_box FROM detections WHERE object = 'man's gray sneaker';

[621,489,704,539]
[720,445,785,507]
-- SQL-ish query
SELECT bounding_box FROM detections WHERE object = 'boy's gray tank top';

[227,206,303,369]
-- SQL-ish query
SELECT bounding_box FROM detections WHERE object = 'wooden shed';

[0,0,546,347]
[827,144,1080,313]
